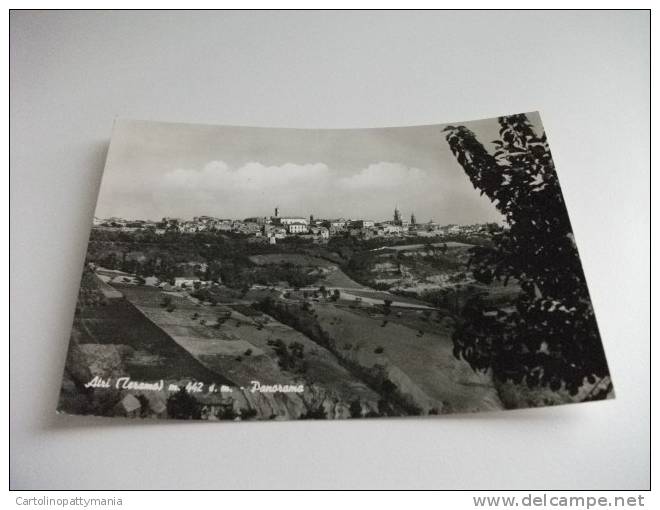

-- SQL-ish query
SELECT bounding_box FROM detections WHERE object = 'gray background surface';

[10,10,649,489]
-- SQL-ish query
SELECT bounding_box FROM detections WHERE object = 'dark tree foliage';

[299,406,328,420]
[444,114,610,397]
[270,339,306,374]
[215,403,239,420]
[349,400,363,418]
[136,393,150,418]
[166,386,202,419]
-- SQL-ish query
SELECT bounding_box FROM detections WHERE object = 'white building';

[309,226,330,239]
[381,224,404,235]
[287,223,308,234]
[173,277,202,288]
[329,219,347,229]
[277,217,309,226]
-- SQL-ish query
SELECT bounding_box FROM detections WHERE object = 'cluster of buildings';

[93,206,493,244]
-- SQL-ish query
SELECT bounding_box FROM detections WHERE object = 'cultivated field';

[286,300,503,414]
[118,285,381,418]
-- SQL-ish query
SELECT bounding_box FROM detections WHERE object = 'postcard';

[57,113,613,421]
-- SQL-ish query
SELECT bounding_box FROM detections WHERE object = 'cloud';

[143,158,503,225]
[153,160,335,217]
[162,160,331,191]
[159,161,429,206]
[338,162,428,190]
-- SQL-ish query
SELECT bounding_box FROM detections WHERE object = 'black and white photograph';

[10,8,649,493]
[57,112,613,421]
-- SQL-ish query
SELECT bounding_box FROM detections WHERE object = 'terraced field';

[118,285,381,418]
[269,299,503,414]
[249,252,365,289]
[73,278,229,384]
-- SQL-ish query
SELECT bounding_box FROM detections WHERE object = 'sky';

[95,112,544,225]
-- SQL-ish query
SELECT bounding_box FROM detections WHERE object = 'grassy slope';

[71,279,230,384]
[249,252,366,290]
[119,285,381,418]
[305,301,503,414]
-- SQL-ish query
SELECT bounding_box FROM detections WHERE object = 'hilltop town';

[93,205,497,244]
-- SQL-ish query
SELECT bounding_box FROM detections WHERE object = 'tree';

[381,299,392,325]
[444,114,611,397]
[240,407,258,420]
[349,400,363,418]
[215,313,230,328]
[166,386,201,419]
[136,394,150,417]
[271,339,306,374]
[300,386,328,419]
[216,402,239,420]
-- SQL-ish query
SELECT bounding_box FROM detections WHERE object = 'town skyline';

[96,203,490,226]
[90,116,549,225]
[93,201,498,245]
[96,213,463,226]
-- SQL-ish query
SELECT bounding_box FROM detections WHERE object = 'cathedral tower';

[393,205,402,225]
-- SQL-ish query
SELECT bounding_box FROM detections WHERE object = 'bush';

[216,403,238,420]
[166,387,201,420]
[349,400,362,418]
[240,408,258,420]
[270,339,306,374]
[300,406,327,420]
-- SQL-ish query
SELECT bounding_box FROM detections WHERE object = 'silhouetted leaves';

[445,114,610,397]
